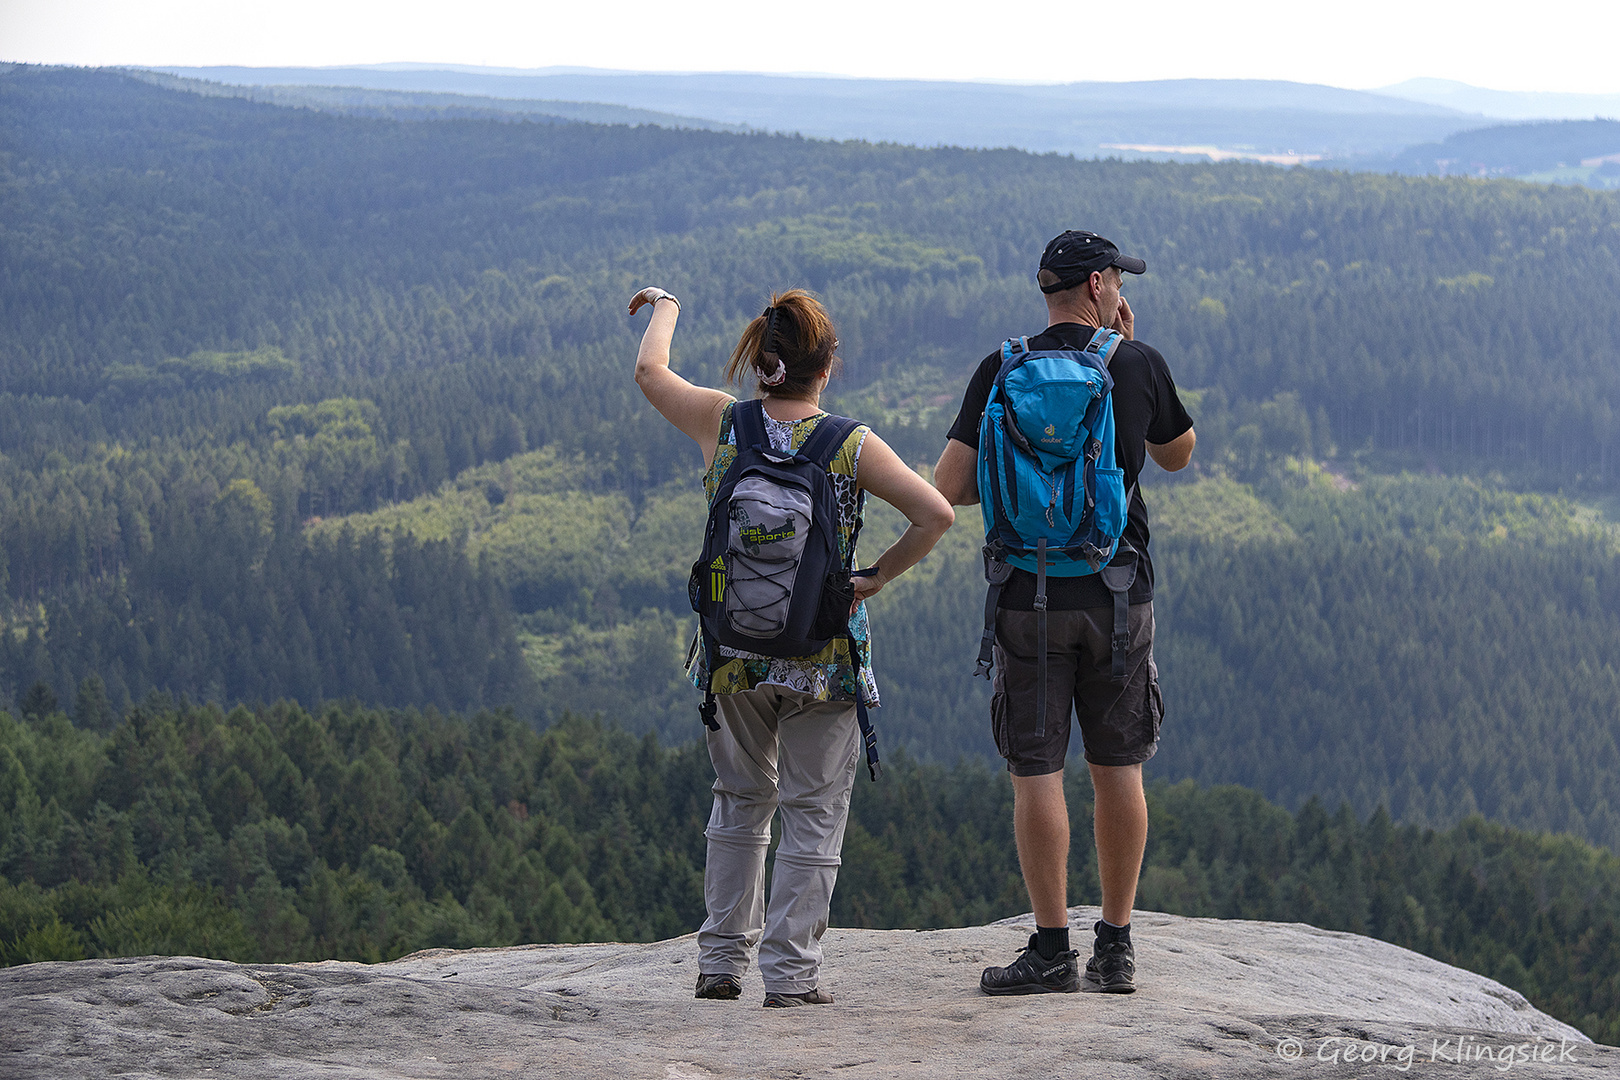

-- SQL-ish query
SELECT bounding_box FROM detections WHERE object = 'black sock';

[1035,925,1070,959]
[1096,918,1131,944]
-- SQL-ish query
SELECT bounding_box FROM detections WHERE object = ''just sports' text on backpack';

[974,329,1137,733]
[688,399,882,779]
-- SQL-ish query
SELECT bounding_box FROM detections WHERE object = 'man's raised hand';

[1112,296,1135,341]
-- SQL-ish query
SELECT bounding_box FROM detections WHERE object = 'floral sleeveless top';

[689,401,881,707]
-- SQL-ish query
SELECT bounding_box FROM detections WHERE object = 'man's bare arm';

[1147,428,1195,472]
[933,438,979,506]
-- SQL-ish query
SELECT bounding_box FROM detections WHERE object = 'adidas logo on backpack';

[688,399,882,779]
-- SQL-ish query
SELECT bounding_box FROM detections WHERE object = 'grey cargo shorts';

[990,601,1163,776]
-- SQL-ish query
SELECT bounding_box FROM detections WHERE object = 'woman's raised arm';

[629,288,734,467]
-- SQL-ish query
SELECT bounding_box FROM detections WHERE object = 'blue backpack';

[973,329,1138,732]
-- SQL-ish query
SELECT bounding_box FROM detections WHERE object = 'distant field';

[1102,142,1325,165]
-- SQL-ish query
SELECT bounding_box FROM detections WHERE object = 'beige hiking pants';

[697,685,860,994]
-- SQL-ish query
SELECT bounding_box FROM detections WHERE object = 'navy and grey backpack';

[688,399,882,779]
[974,329,1137,732]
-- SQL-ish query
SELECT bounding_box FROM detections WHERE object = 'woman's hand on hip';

[851,568,888,611]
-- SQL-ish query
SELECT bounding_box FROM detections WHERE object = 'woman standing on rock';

[628,285,953,1007]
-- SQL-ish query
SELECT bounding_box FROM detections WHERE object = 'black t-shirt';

[945,324,1194,610]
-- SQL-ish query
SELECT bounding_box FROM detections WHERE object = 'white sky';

[2,0,1618,94]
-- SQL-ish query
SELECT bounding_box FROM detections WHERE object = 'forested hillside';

[4,67,1620,867]
[316,447,1620,853]
[3,701,1619,1043]
[6,65,1619,473]
[127,70,747,131]
[1345,118,1620,190]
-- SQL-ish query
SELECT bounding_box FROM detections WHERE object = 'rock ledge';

[1,907,1611,1078]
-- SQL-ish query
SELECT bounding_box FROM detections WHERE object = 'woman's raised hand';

[629,287,679,316]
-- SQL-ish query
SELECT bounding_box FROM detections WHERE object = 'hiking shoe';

[1081,921,1136,994]
[762,987,833,1007]
[694,972,742,1000]
[979,933,1080,995]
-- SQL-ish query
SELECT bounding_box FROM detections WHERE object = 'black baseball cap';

[1039,231,1147,294]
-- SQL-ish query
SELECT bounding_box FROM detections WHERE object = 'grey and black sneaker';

[979,933,1081,995]
[762,987,833,1007]
[1081,920,1136,993]
[695,972,742,1000]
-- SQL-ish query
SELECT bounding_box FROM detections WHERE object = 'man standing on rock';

[933,230,1195,994]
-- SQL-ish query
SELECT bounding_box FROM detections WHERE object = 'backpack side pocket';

[810,568,856,640]
[1091,466,1128,540]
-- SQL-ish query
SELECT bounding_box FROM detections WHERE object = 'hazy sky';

[3,0,1618,94]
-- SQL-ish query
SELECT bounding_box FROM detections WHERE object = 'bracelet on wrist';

[653,293,680,311]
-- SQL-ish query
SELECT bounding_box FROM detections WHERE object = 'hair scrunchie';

[759,357,788,386]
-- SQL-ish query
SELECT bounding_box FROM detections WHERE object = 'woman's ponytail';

[726,289,839,398]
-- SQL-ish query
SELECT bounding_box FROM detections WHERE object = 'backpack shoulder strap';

[799,412,861,467]
[801,413,864,568]
[732,398,768,451]
[995,337,1031,383]
[1084,327,1123,366]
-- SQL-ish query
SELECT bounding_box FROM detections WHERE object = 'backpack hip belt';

[974,500,1137,731]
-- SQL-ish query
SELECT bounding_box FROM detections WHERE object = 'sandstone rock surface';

[1,907,1612,1079]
